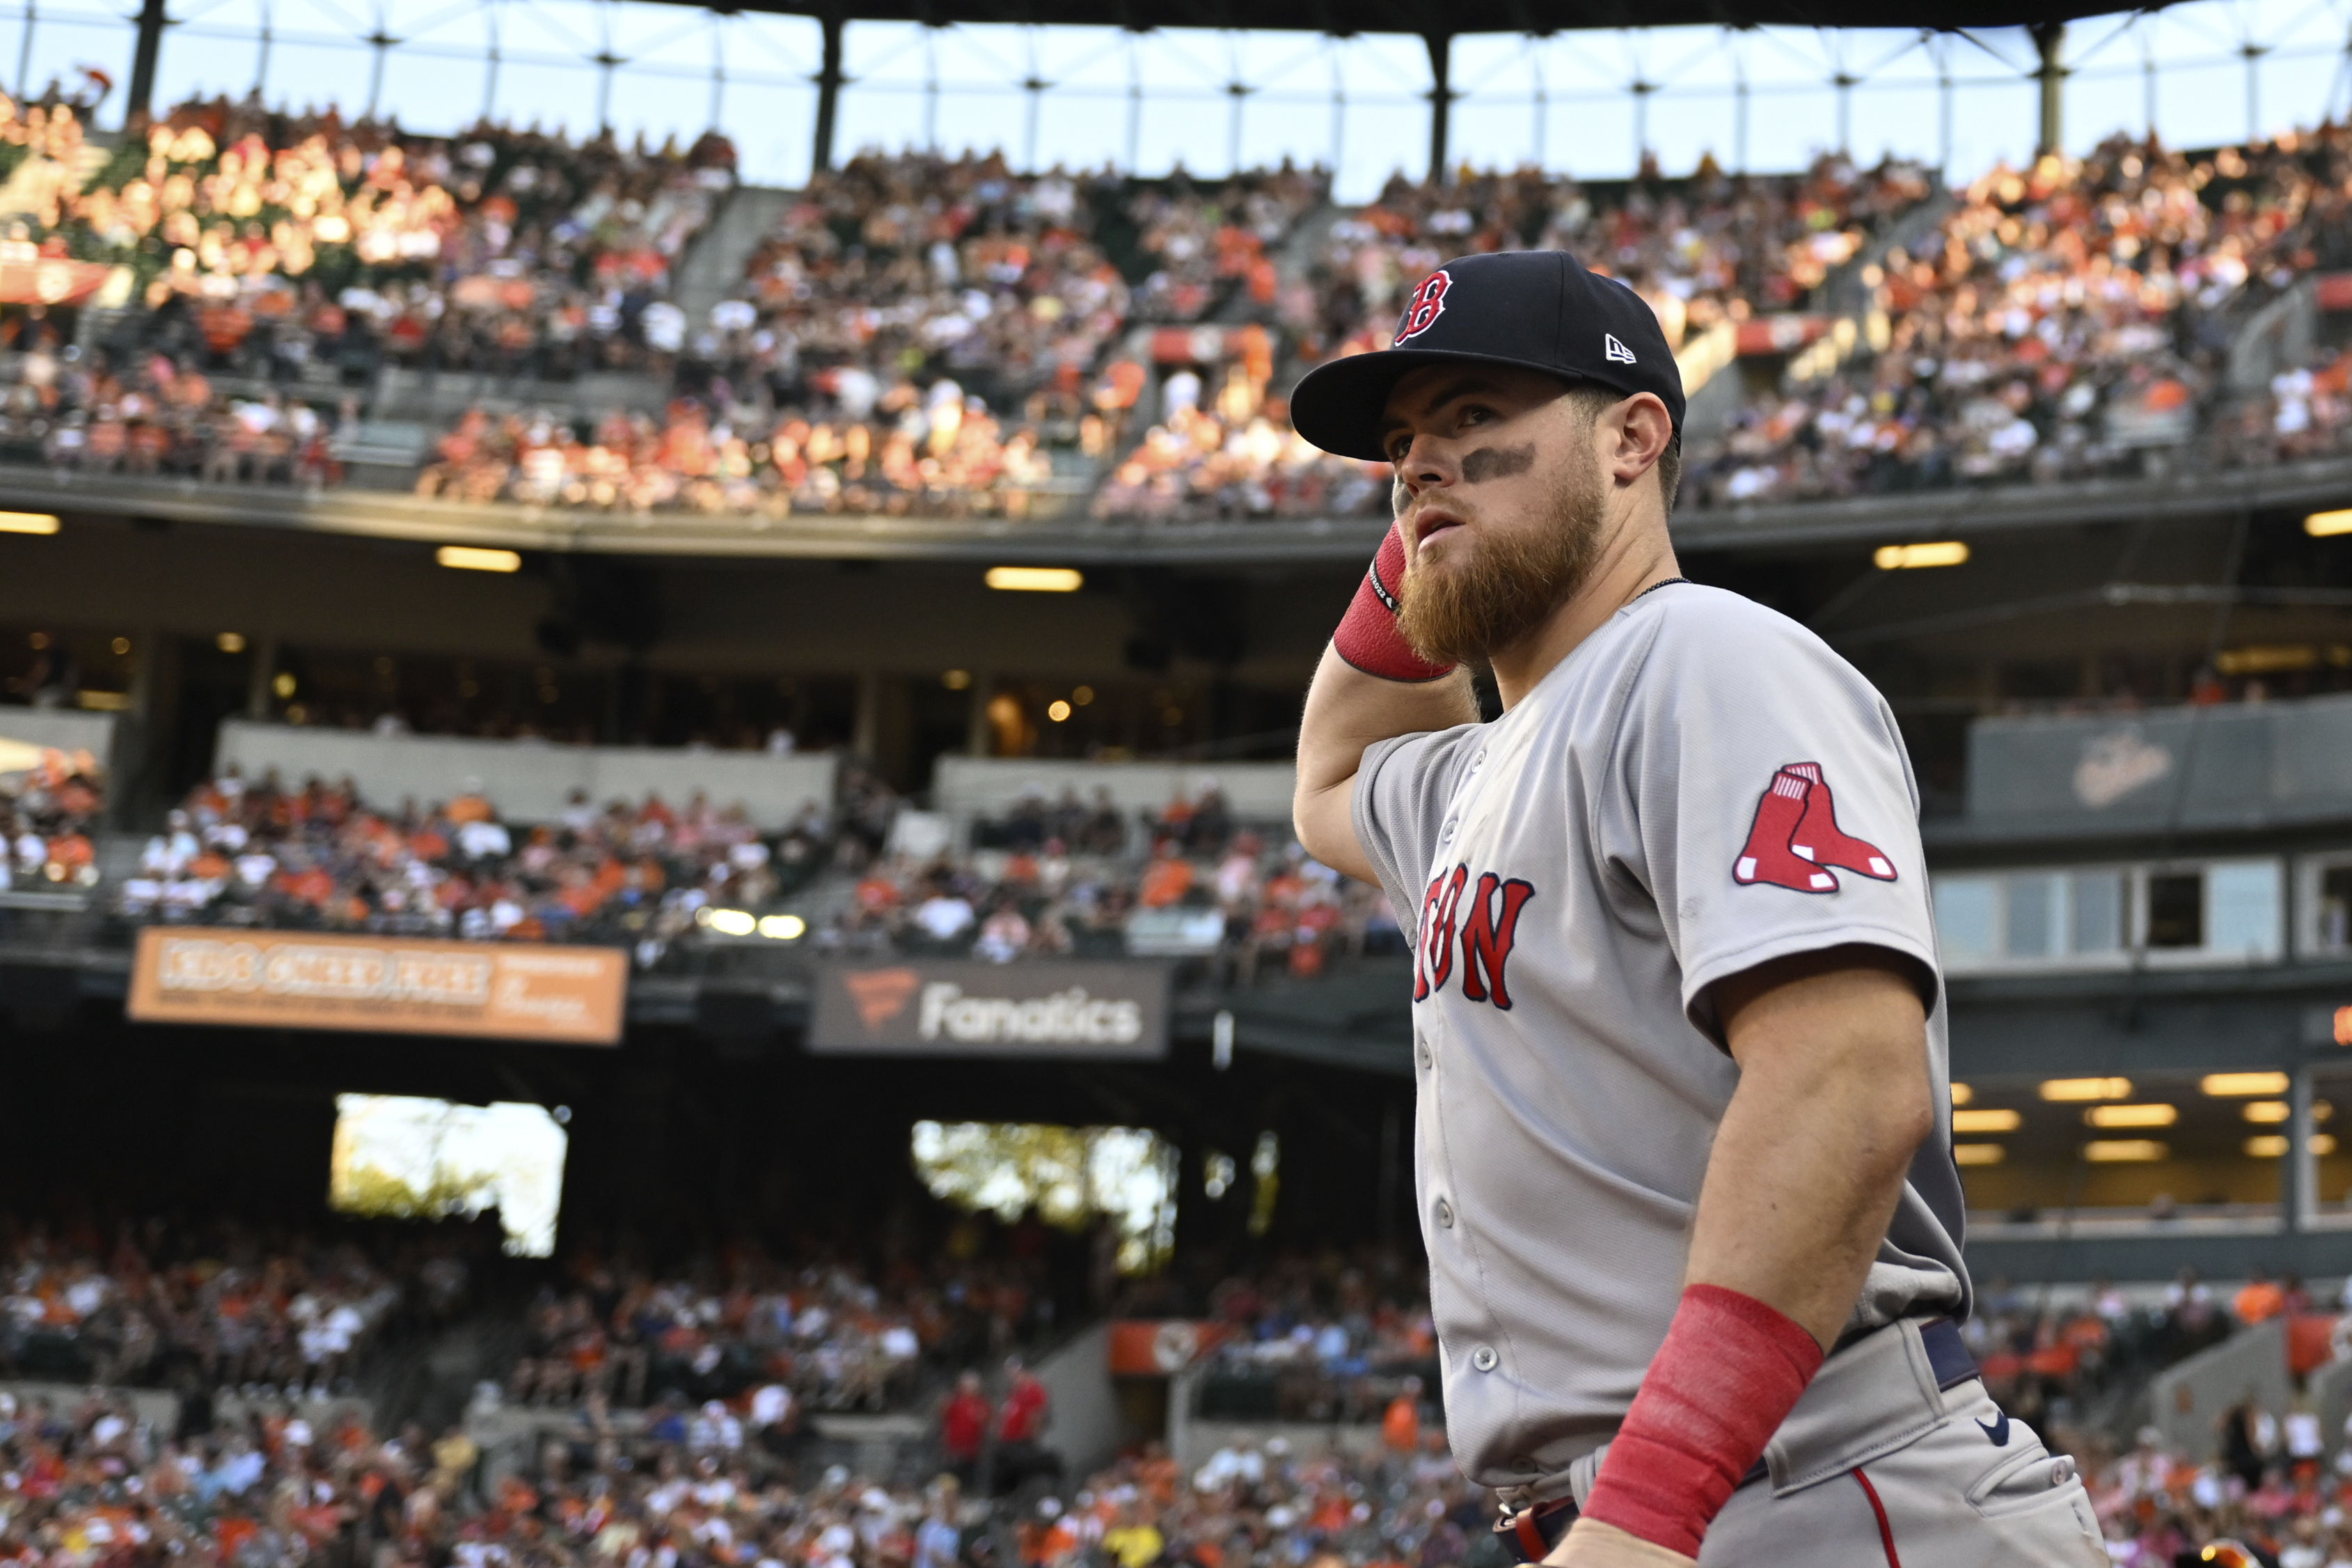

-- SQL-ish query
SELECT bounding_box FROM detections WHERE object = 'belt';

[1492,1318,1978,1563]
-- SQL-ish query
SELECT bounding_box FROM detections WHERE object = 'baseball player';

[1286,251,2104,1566]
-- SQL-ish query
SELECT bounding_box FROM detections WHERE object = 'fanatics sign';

[810,960,1169,1059]
[128,927,626,1045]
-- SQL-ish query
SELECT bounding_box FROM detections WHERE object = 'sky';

[23,0,2352,196]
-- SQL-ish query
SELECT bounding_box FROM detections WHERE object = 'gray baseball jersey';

[1351,581,1968,1491]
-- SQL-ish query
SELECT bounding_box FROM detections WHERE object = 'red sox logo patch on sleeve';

[1733,762,1896,894]
[1395,271,1452,345]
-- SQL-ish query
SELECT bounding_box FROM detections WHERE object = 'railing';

[16,448,2352,563]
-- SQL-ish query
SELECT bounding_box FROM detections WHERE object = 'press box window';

[2145,872,2204,949]
[2321,866,2352,953]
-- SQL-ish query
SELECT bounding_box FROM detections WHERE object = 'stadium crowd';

[19,89,2352,521]
[502,1248,1057,1418]
[0,742,101,890]
[0,1369,1496,1568]
[820,786,1403,977]
[19,1288,2352,1568]
[117,770,838,945]
[109,768,1405,976]
[0,1215,463,1393]
[1682,129,2352,505]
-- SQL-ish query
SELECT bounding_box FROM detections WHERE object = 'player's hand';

[1539,1519,1698,1567]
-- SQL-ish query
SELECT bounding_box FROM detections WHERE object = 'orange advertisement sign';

[128,927,625,1045]
[1107,1320,1232,1376]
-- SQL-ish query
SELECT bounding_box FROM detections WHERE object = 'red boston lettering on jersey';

[1416,864,1536,1010]
[1415,864,1469,999]
[1458,873,1537,1010]
[1395,271,1451,345]
[1731,763,1895,894]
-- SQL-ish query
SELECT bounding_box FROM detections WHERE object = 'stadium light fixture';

[986,566,1084,592]
[1951,1109,2020,1133]
[2305,509,2352,537]
[2243,1134,2334,1156]
[2201,1071,2290,1097]
[704,908,756,937]
[757,914,805,941]
[2082,1140,2168,1162]
[1873,541,1969,570]
[2039,1077,2131,1101]
[1952,1144,2005,1166]
[1950,1082,1973,1106]
[1048,700,1073,722]
[2085,1103,2177,1129]
[437,545,522,573]
[0,510,59,534]
[216,632,246,653]
[2244,1101,2290,1123]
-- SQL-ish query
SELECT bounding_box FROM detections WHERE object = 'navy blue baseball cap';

[1288,250,1685,462]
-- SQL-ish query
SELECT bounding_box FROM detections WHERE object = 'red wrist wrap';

[1580,1285,1825,1557]
[1332,523,1454,683]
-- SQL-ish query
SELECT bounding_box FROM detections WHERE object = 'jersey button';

[1440,818,1457,844]
[1471,1346,1498,1372]
[1416,1038,1433,1071]
[1434,1198,1454,1228]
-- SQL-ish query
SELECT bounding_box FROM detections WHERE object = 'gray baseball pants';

[1549,1317,2109,1565]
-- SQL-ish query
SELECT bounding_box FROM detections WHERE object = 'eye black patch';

[1460,444,1536,483]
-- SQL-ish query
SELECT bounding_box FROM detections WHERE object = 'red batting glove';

[1579,1285,1824,1558]
[1332,521,1454,682]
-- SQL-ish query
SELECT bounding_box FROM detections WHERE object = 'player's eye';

[1458,404,1494,428]
[1384,433,1412,463]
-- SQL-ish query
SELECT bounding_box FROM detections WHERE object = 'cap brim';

[1288,348,1611,462]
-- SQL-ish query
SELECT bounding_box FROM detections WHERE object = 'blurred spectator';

[120,769,834,948]
[0,744,102,889]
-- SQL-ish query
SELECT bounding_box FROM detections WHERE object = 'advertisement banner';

[1107,1320,1232,1376]
[810,959,1168,1059]
[127,927,626,1045]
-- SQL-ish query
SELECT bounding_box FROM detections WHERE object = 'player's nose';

[1392,431,1458,494]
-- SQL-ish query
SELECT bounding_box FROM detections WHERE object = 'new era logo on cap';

[1604,333,1636,364]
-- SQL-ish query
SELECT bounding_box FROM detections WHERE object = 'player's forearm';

[1294,644,1477,876]
[1684,957,1935,1350]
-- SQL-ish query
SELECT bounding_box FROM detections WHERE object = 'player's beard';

[1396,455,1607,667]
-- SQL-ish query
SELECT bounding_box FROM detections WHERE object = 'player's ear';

[1603,392,1674,490]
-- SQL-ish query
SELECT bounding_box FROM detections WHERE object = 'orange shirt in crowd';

[1381,1393,1419,1453]
[1139,857,1192,908]
[2236,1278,2287,1324]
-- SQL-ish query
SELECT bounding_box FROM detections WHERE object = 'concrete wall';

[0,706,116,762]
[1966,692,2352,834]
[931,758,1297,827]
[2311,1345,2352,1458]
[1032,1321,1121,1479]
[2149,1318,2289,1460]
[1171,1417,1387,1472]
[2,1378,177,1434]
[216,720,839,830]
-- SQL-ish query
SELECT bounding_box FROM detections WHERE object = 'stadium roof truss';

[120,0,2121,180]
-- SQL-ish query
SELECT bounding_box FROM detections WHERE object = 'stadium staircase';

[363,1306,534,1437]
[673,185,800,326]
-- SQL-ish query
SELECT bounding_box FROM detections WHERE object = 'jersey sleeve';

[1352,723,1483,927]
[1606,598,1941,1045]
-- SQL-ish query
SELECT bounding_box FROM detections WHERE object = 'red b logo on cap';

[1395,271,1451,345]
